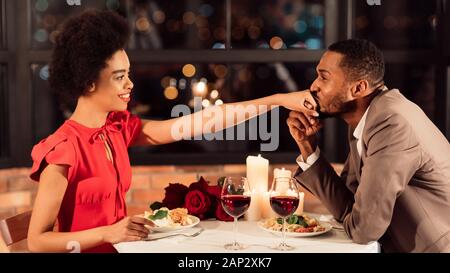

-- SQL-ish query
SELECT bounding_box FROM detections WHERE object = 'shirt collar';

[353,106,370,140]
[352,85,389,140]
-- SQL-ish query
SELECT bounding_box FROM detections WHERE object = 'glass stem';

[233,217,238,246]
[282,216,287,246]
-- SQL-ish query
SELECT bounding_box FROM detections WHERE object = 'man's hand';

[287,111,322,158]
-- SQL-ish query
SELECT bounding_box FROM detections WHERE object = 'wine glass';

[269,177,300,251]
[220,176,251,250]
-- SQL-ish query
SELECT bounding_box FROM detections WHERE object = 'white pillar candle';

[246,154,269,193]
[272,168,303,217]
[261,191,277,219]
[244,190,262,221]
[274,167,292,180]
[245,154,269,221]
[294,192,305,215]
[273,168,292,195]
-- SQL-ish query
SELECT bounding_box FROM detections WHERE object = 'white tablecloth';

[114,215,380,253]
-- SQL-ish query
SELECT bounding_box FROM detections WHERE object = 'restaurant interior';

[0,0,449,253]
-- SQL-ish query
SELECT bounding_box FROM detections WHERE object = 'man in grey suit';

[287,39,450,252]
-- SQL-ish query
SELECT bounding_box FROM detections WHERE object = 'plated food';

[143,207,200,232]
[258,213,332,237]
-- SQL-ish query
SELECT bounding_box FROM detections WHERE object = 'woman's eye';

[117,76,125,80]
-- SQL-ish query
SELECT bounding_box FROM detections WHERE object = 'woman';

[27,10,318,253]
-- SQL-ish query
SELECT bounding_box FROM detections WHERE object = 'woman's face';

[87,49,134,112]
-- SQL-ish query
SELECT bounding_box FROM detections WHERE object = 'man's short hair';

[328,39,385,87]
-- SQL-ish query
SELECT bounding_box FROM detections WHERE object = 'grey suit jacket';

[295,88,450,252]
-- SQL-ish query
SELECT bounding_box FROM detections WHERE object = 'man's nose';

[310,78,319,92]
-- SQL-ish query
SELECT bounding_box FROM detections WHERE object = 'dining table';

[114,213,381,253]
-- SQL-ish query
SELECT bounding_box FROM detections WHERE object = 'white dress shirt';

[296,107,370,171]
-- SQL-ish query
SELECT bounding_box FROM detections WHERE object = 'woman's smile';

[118,92,131,103]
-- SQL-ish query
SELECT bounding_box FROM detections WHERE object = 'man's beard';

[310,91,357,120]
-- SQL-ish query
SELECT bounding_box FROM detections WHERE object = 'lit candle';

[244,190,262,221]
[295,192,305,215]
[273,168,292,194]
[272,168,304,217]
[245,154,269,221]
[273,167,292,180]
[246,154,269,193]
[261,191,277,219]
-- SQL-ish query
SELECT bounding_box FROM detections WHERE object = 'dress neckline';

[66,119,106,132]
[65,111,116,131]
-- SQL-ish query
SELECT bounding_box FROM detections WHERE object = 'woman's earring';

[88,83,96,93]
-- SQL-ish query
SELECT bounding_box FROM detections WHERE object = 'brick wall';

[0,168,38,220]
[0,164,343,221]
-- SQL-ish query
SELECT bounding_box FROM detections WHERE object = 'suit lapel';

[349,136,362,183]
[347,87,390,184]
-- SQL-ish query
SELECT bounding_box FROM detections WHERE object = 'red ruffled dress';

[30,111,142,253]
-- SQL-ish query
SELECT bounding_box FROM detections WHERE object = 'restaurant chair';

[0,210,32,252]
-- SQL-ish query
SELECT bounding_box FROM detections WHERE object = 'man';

[287,39,450,252]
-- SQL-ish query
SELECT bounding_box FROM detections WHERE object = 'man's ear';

[350,80,369,98]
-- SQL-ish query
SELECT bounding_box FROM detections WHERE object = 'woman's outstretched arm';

[134,91,318,146]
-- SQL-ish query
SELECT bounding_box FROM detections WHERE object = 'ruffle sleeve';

[108,111,142,147]
[29,133,77,182]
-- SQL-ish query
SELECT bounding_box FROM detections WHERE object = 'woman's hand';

[102,215,154,244]
[277,90,319,117]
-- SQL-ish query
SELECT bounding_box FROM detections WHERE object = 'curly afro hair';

[49,9,130,107]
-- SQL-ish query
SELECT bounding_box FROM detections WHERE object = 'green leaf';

[149,201,163,211]
[276,217,283,225]
[287,215,298,225]
[148,209,168,220]
[297,216,309,227]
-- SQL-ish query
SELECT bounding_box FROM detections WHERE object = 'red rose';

[205,185,221,218]
[188,176,209,192]
[184,190,211,219]
[206,185,221,198]
[162,183,189,209]
[206,185,233,221]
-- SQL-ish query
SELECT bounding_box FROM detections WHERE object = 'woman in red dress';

[27,10,319,252]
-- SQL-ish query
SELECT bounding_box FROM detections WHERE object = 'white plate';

[150,215,200,233]
[257,220,332,237]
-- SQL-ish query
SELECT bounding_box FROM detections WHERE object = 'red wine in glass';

[221,195,251,217]
[269,177,300,251]
[221,176,251,250]
[270,196,299,217]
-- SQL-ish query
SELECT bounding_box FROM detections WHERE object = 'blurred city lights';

[269,36,284,50]
[193,81,207,97]
[182,64,196,78]
[164,86,179,100]
[210,90,219,99]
